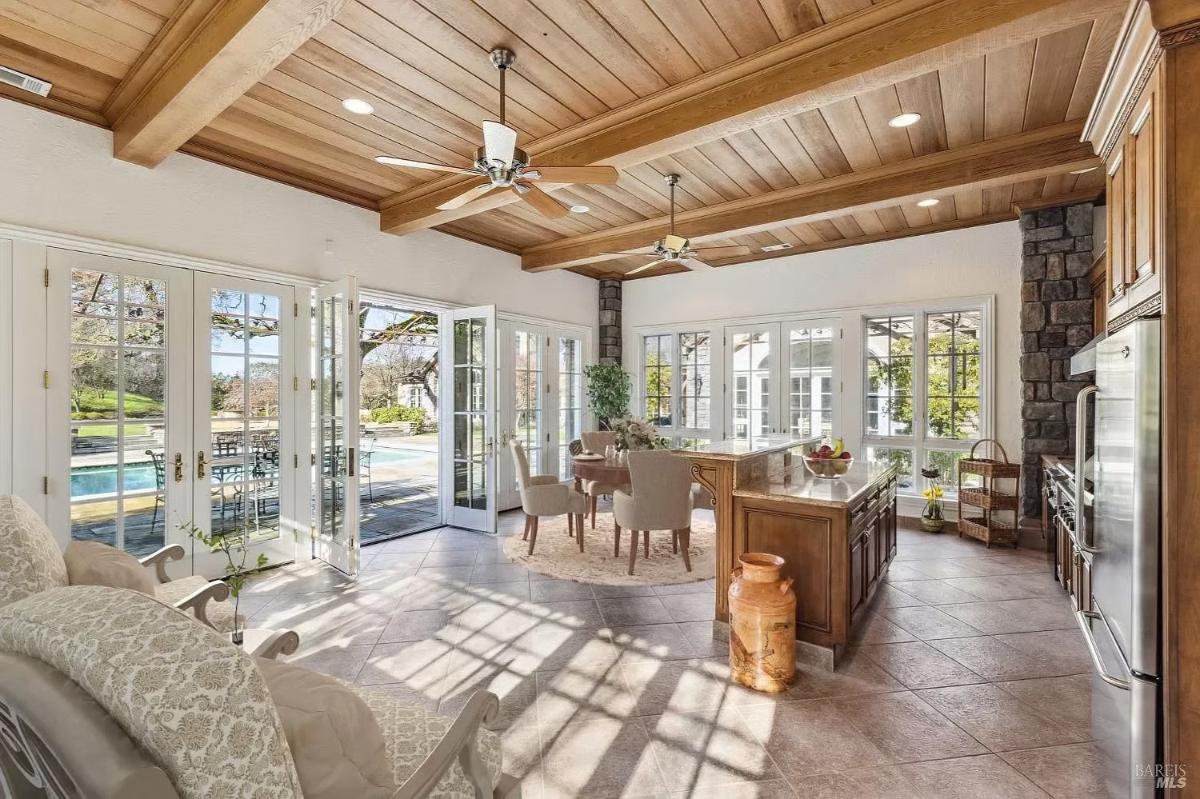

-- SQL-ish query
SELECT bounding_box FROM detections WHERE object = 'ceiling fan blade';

[691,245,752,260]
[375,156,476,174]
[515,182,568,219]
[437,182,500,210]
[482,120,518,167]
[602,251,659,257]
[529,165,619,185]
[683,257,713,271]
[625,260,663,276]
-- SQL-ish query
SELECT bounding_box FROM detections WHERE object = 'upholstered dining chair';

[509,440,587,555]
[612,450,694,576]
[0,494,236,632]
[579,431,630,528]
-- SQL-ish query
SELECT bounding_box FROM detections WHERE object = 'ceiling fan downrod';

[490,48,516,127]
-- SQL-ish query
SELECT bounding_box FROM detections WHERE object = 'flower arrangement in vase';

[610,416,668,455]
[920,466,945,532]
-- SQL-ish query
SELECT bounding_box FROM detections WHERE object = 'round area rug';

[503,514,715,585]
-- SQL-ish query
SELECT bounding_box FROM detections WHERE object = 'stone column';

[1019,203,1095,518]
[599,279,622,365]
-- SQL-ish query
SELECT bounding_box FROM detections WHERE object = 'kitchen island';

[728,460,898,668]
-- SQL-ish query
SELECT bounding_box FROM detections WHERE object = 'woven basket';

[958,487,1019,511]
[960,439,1021,479]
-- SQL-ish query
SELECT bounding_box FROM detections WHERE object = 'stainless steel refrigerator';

[1072,318,1161,797]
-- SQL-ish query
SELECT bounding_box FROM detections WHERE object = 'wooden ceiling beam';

[107,0,346,168]
[1011,186,1105,215]
[521,121,1100,272]
[379,0,1122,235]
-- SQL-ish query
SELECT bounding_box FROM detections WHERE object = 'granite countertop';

[734,461,897,508]
[672,434,820,461]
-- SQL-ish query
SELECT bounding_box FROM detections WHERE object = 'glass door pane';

[56,252,186,559]
[726,325,774,441]
[194,273,296,577]
[557,336,583,480]
[315,277,360,576]
[442,305,496,532]
[787,322,837,441]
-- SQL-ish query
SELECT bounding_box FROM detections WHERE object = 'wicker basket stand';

[957,439,1021,548]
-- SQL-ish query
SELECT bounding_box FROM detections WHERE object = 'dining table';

[570,453,630,495]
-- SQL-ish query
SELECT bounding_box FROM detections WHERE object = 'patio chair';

[145,448,166,533]
[360,433,377,502]
[0,494,238,632]
[0,586,520,799]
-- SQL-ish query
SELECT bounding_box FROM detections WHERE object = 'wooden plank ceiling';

[0,0,1121,279]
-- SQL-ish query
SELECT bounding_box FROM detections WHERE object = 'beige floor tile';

[833,691,988,762]
[999,742,1109,799]
[859,640,986,689]
[871,584,929,608]
[915,684,1091,752]
[942,573,1065,601]
[536,665,636,727]
[737,699,893,778]
[283,642,372,681]
[537,717,668,799]
[938,598,1076,635]
[995,674,1093,730]
[882,605,986,640]
[642,704,782,790]
[666,778,798,798]
[850,612,919,644]
[852,753,1051,797]
[889,579,982,605]
[993,630,1092,674]
[928,636,1075,681]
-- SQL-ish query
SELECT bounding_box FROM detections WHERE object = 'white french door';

[314,277,361,576]
[49,250,192,561]
[725,319,840,442]
[191,272,296,574]
[441,305,497,532]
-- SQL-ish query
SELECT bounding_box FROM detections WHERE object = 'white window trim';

[860,296,995,498]
[0,239,11,496]
[631,326,724,442]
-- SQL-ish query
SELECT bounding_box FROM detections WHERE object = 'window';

[513,329,543,475]
[926,311,981,440]
[728,328,771,441]
[863,306,988,495]
[789,325,834,439]
[642,334,672,427]
[678,332,710,430]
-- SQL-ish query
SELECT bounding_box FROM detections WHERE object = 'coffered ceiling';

[0,0,1122,278]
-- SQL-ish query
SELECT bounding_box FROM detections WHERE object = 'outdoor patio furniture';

[145,449,166,533]
[360,433,376,501]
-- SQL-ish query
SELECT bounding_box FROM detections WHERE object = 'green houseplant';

[178,519,268,645]
[584,364,631,430]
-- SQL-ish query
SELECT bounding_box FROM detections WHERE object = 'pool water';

[71,462,157,499]
[368,448,434,465]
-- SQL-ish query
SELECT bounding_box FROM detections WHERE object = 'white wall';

[623,221,1024,499]
[0,101,596,323]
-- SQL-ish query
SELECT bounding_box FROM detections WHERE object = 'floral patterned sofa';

[0,586,519,799]
[0,494,236,631]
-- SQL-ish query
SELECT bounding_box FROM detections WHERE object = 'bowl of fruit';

[804,438,854,479]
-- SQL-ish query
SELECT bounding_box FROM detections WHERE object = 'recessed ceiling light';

[569,204,590,214]
[341,98,374,115]
[1069,166,1099,175]
[761,243,793,252]
[917,198,940,208]
[888,112,922,128]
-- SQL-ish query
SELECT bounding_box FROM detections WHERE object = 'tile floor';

[244,510,1106,799]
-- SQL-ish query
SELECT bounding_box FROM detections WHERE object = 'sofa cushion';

[353,686,503,799]
[0,495,68,608]
[64,540,157,596]
[256,658,394,799]
[0,586,304,799]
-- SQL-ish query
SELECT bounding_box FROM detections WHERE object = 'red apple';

[841,451,852,459]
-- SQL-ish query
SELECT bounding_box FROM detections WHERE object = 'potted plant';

[920,466,946,532]
[178,519,268,645]
[584,364,631,431]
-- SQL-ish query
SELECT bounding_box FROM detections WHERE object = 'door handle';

[347,447,356,478]
[1074,385,1100,553]
[196,451,207,479]
[485,438,495,459]
[173,452,184,483]
[1075,609,1131,690]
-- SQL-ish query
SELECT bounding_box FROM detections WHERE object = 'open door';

[441,305,497,532]
[315,277,360,576]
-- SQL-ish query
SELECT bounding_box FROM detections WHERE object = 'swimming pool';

[368,448,435,465]
[71,462,157,500]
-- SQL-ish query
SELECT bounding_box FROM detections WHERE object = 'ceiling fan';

[612,174,751,275]
[375,48,619,219]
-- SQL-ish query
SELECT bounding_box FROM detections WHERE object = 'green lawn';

[72,390,163,420]
[74,424,148,437]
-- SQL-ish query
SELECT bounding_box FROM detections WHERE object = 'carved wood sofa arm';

[138,545,185,584]
[393,690,520,799]
[173,581,230,629]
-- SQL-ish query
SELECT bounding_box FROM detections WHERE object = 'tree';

[359,306,439,411]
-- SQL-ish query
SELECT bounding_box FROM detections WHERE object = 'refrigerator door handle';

[1074,385,1100,553]
[1076,609,1131,690]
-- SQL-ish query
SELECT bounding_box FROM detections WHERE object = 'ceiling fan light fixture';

[917,198,940,208]
[569,204,590,213]
[888,112,921,128]
[341,98,374,115]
